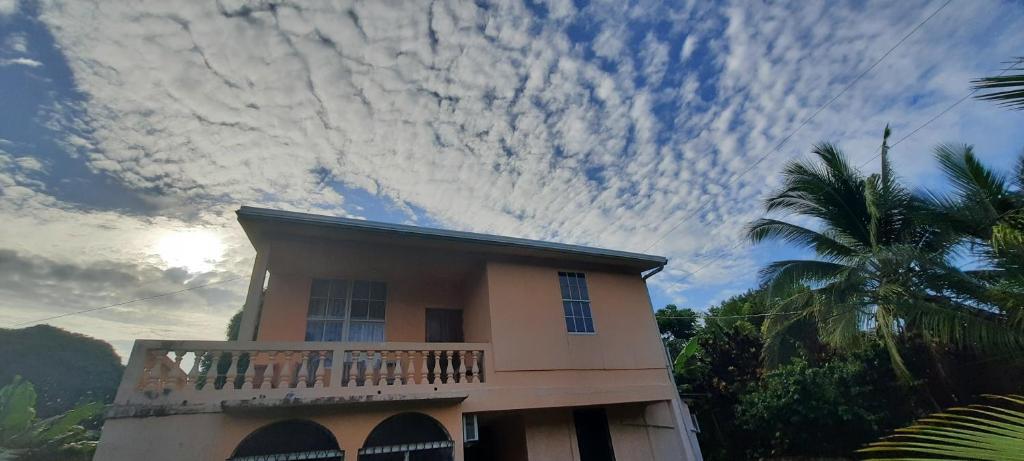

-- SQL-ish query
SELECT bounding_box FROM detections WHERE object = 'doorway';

[425,309,463,383]
[573,408,616,461]
[425,308,463,342]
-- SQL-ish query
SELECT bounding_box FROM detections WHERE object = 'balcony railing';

[114,340,488,411]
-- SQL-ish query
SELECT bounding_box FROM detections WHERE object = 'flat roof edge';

[236,206,668,267]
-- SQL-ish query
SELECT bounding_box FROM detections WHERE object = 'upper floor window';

[307,279,387,342]
[559,271,594,333]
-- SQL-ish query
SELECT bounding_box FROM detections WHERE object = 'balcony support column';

[237,245,270,341]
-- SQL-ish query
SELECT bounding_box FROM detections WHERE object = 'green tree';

[0,326,123,418]
[927,144,1024,294]
[654,304,698,359]
[746,133,1024,380]
[735,350,912,459]
[0,376,101,461]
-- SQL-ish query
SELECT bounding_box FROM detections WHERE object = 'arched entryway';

[359,412,453,461]
[229,419,344,461]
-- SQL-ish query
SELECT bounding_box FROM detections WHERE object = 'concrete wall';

[258,239,482,342]
[485,261,667,372]
[518,403,684,461]
[96,404,465,461]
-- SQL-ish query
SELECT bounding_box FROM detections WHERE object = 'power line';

[657,310,805,320]
[672,56,1013,288]
[640,0,953,254]
[859,57,1024,168]
[6,276,246,328]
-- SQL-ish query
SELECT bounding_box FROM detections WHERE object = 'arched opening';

[359,412,453,461]
[229,419,343,461]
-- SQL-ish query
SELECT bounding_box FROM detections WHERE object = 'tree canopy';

[0,326,123,418]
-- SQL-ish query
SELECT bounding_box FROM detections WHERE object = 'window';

[306,279,387,342]
[559,272,594,333]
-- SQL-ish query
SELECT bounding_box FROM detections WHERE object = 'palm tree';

[972,57,1024,110]
[746,129,1024,380]
[859,394,1024,460]
[927,144,1024,292]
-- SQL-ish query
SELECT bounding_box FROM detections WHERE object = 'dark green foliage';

[0,376,101,460]
[0,325,123,418]
[655,304,698,358]
[735,349,913,459]
[972,57,1024,110]
[226,309,243,341]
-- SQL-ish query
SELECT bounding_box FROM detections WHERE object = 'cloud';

[3,33,27,53]
[0,0,17,17]
[0,57,40,67]
[0,249,245,359]
[0,0,1017,354]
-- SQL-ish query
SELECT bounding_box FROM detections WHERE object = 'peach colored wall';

[96,405,465,461]
[462,267,491,343]
[485,261,667,372]
[257,239,480,343]
[524,408,579,461]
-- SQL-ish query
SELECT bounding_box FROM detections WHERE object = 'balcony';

[109,340,489,418]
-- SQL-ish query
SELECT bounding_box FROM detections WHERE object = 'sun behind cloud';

[155,229,225,273]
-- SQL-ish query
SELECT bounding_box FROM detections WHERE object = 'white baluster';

[420,350,430,384]
[433,350,442,384]
[224,352,240,390]
[378,350,389,387]
[173,350,186,389]
[393,351,404,386]
[314,351,327,388]
[348,351,360,387]
[207,351,222,391]
[243,351,257,389]
[471,350,482,383]
[187,351,202,387]
[457,351,467,384]
[259,351,275,390]
[280,351,294,388]
[296,351,310,388]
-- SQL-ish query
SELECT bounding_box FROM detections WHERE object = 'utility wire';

[859,57,1024,168]
[640,0,952,254]
[671,56,1012,289]
[3,2,960,331]
[6,276,246,328]
[657,310,805,320]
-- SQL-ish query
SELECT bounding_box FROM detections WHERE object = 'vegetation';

[972,57,1024,110]
[745,129,1024,381]
[860,395,1024,460]
[0,326,122,418]
[0,376,101,461]
[663,127,1024,460]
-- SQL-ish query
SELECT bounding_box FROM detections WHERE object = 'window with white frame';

[558,271,594,333]
[306,279,387,342]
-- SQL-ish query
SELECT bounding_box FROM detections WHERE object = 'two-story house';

[95,206,704,461]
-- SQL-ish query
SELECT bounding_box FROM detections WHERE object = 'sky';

[1,0,1023,360]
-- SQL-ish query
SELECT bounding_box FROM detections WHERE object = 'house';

[95,206,704,461]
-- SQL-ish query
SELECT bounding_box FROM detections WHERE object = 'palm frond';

[860,395,1024,460]
[972,57,1024,110]
[746,218,859,259]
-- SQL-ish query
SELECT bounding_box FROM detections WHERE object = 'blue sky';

[1,0,1024,359]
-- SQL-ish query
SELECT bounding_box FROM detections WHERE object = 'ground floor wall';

[466,399,692,461]
[94,403,465,461]
[95,400,697,461]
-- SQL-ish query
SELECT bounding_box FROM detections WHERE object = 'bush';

[735,349,913,459]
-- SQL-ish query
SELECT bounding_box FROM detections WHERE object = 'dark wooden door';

[426,308,463,342]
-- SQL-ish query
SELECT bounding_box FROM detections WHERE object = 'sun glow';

[155,229,225,273]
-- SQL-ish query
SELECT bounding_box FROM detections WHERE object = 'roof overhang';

[236,206,667,273]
